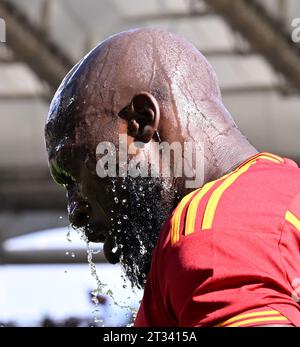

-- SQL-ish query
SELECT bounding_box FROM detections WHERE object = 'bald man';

[45,28,300,327]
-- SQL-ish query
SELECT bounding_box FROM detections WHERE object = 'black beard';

[109,176,178,289]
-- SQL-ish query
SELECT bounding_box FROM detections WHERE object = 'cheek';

[82,175,113,208]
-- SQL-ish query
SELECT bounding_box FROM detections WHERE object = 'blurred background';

[0,0,300,326]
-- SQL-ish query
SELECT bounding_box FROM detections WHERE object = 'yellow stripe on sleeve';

[170,189,201,245]
[216,310,282,327]
[202,161,255,230]
[184,180,217,236]
[285,210,300,232]
[226,316,289,327]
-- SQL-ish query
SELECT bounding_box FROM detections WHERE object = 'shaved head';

[45,28,256,288]
[46,28,234,159]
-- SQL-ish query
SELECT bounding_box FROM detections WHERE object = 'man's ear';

[118,92,160,143]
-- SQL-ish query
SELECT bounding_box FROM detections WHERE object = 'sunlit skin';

[45,28,292,326]
[45,27,256,272]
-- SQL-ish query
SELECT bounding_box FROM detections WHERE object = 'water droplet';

[139,186,143,191]
[106,289,113,296]
[121,199,127,205]
[112,246,118,254]
[139,245,147,255]
[65,251,69,255]
[114,197,119,203]
[59,216,63,220]
[66,227,72,242]
[71,252,75,258]
[92,296,99,305]
[117,220,121,225]
[123,214,128,220]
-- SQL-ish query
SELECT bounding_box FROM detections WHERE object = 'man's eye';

[51,172,75,189]
[63,179,75,190]
[50,163,76,188]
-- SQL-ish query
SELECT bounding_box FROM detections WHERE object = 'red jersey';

[134,152,300,327]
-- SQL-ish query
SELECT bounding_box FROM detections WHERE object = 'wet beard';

[110,176,177,289]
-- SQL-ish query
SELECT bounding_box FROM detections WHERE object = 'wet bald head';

[45,28,256,287]
[46,28,235,163]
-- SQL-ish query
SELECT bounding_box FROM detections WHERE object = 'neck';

[204,128,258,184]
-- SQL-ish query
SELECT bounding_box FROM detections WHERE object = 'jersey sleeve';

[161,231,215,327]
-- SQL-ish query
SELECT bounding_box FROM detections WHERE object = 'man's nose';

[68,201,91,228]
